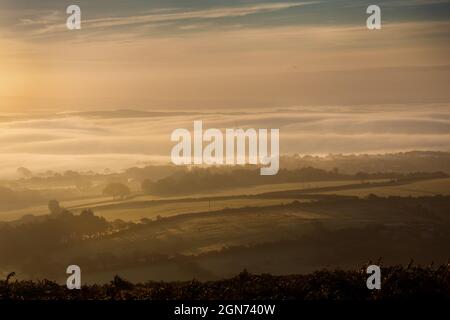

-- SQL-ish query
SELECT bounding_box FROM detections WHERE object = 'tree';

[356,172,369,183]
[48,200,62,215]
[17,167,32,178]
[103,183,131,200]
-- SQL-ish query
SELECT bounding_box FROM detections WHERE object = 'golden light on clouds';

[0,20,449,111]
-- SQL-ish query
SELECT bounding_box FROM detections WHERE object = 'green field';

[0,179,377,222]
[69,179,391,221]
[2,174,449,283]
[76,198,298,222]
[2,177,446,223]
[49,194,450,283]
[319,178,450,197]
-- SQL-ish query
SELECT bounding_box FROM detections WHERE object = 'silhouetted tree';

[17,167,32,178]
[48,200,62,215]
[103,183,131,200]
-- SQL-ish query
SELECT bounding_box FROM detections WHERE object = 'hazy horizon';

[0,104,448,179]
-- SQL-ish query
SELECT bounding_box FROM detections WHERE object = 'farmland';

[0,179,386,222]
[1,157,449,286]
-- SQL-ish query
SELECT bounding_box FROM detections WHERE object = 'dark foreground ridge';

[1,265,449,300]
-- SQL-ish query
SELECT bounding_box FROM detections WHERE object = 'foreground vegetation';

[1,265,449,300]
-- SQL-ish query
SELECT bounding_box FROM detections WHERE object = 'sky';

[0,0,449,111]
[0,0,449,177]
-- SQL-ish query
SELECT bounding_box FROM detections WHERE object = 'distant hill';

[281,151,450,174]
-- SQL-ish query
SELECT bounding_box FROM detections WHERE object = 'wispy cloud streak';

[16,2,318,37]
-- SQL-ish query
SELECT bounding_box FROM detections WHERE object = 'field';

[0,179,384,222]
[319,178,450,197]
[10,194,446,284]
[72,198,298,222]
[4,177,437,223]
[2,173,450,284]
[77,177,450,223]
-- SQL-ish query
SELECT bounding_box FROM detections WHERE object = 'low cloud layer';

[0,105,449,178]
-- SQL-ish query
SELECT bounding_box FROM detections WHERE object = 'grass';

[68,206,324,261]
[1,177,446,223]
[79,198,298,222]
[69,179,389,221]
[319,178,450,197]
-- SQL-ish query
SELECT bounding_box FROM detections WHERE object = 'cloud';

[0,105,449,178]
[16,2,318,37]
[382,0,450,6]
[85,2,317,28]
